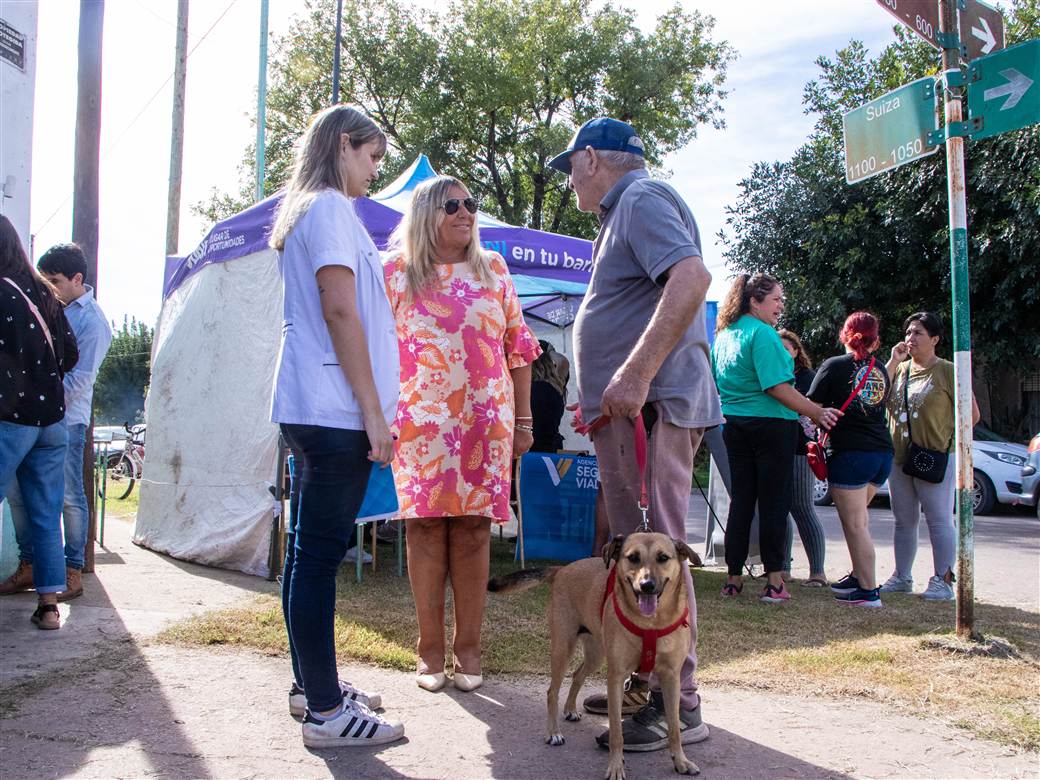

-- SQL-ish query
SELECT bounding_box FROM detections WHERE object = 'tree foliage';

[94,317,152,425]
[721,1,1040,377]
[193,0,734,240]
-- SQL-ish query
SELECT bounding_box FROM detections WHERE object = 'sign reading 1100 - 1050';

[842,76,940,184]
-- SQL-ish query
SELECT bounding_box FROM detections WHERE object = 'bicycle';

[101,422,146,500]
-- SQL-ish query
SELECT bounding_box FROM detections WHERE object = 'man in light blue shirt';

[0,243,112,600]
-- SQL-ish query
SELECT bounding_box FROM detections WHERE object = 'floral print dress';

[384,252,541,523]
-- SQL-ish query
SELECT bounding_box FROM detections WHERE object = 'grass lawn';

[102,490,139,520]
[158,536,1040,751]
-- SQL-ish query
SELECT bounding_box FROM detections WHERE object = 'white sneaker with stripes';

[301,701,404,748]
[289,680,382,718]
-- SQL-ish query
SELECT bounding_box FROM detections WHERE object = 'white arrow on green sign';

[968,39,1040,140]
[843,76,939,184]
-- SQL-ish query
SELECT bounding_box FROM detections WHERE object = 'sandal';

[31,603,60,630]
[721,583,743,597]
[802,577,828,588]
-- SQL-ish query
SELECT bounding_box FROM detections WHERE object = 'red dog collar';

[601,564,689,674]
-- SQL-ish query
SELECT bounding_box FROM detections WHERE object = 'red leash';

[575,410,651,531]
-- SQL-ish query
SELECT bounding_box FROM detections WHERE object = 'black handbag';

[901,368,951,484]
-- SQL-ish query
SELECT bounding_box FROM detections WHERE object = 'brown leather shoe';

[31,602,60,630]
[0,560,34,595]
[56,567,84,602]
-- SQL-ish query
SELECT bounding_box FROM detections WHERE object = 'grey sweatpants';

[593,405,703,711]
[887,463,957,579]
[784,454,827,574]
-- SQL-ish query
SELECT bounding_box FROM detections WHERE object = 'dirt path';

[1,515,1037,779]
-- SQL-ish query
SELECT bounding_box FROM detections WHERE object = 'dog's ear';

[673,538,702,568]
[601,535,625,568]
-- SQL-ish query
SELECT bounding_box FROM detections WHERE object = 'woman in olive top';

[711,273,840,603]
[881,311,980,601]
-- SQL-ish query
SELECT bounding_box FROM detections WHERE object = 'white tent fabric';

[134,250,283,576]
[136,155,595,577]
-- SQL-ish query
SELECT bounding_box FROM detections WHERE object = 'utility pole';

[332,0,343,105]
[938,0,976,639]
[255,0,269,202]
[73,0,104,573]
[166,0,189,256]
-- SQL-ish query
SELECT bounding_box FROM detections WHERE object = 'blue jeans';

[828,449,893,491]
[0,419,68,593]
[279,423,370,712]
[7,423,89,569]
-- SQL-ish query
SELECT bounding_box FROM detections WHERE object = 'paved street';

[686,491,1040,612]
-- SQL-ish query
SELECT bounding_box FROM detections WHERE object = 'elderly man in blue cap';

[549,117,722,752]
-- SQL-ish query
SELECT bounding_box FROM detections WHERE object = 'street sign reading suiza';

[874,0,1005,61]
[843,77,939,184]
[968,39,1040,140]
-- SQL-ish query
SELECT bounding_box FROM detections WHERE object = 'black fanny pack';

[901,370,951,484]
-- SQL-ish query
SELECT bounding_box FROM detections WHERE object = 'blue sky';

[28,0,986,327]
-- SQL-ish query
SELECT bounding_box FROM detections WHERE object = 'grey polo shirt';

[573,170,723,429]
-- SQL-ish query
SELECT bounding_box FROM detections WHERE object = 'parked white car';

[813,425,1029,515]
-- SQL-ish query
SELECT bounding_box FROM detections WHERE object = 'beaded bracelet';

[516,424,534,433]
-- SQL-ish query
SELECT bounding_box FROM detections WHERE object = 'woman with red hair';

[807,312,894,607]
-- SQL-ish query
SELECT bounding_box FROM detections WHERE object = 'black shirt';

[794,367,815,396]
[0,278,79,427]
[808,353,893,454]
[793,367,817,453]
[530,380,565,453]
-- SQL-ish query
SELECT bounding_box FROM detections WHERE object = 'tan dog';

[489,532,701,780]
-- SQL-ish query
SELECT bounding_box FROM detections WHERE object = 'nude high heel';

[416,671,447,692]
[452,671,483,692]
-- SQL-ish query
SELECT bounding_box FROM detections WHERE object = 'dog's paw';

[672,755,700,775]
[546,733,565,746]
[564,710,582,722]
[604,757,626,780]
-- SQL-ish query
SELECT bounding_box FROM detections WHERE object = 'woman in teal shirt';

[711,273,841,603]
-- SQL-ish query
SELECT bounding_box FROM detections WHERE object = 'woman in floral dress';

[384,175,540,693]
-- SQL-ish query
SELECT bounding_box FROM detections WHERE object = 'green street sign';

[843,77,939,184]
[968,38,1040,140]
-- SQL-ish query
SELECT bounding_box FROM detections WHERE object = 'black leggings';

[723,416,798,575]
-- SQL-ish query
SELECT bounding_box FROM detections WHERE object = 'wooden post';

[72,0,104,573]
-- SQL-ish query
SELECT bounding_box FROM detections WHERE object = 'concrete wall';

[0,0,38,250]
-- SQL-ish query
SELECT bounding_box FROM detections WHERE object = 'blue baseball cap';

[548,117,645,174]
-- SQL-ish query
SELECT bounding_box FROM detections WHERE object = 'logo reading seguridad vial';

[542,456,574,487]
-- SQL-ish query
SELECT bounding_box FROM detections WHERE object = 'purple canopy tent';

[139,156,719,578]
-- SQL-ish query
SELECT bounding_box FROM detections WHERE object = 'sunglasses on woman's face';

[442,197,478,215]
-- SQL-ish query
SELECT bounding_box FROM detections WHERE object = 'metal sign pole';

[938,0,976,638]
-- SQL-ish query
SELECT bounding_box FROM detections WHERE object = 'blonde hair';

[388,175,492,296]
[269,104,386,251]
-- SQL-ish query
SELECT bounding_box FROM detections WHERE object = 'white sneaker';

[921,575,955,601]
[344,546,373,564]
[289,680,383,717]
[302,700,404,747]
[879,573,913,593]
